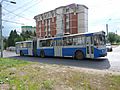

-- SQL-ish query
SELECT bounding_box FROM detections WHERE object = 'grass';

[0,58,120,90]
[0,58,30,72]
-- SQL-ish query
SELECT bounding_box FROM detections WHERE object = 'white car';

[106,43,112,52]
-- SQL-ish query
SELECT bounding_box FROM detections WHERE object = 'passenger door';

[54,39,62,57]
[27,42,33,56]
[33,39,37,56]
[86,36,94,58]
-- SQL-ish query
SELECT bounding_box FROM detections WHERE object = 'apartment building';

[34,3,88,38]
[21,26,36,33]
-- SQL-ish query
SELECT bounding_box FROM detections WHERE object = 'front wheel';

[75,51,84,60]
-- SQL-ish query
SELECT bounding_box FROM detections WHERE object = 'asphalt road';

[2,46,120,72]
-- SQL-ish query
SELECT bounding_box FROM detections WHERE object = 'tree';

[20,31,36,40]
[3,38,8,50]
[116,35,120,43]
[7,30,22,47]
[108,32,120,44]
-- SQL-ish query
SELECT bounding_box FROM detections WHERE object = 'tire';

[40,50,45,58]
[75,50,84,60]
[20,51,24,56]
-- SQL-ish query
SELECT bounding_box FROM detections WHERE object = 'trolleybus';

[16,31,107,59]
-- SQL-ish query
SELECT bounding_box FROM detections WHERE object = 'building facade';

[34,3,88,38]
[21,26,36,33]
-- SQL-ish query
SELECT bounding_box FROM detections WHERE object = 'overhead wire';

[5,0,41,20]
[7,0,34,13]
[14,1,40,15]
[2,0,42,26]
[2,19,25,25]
[3,7,33,21]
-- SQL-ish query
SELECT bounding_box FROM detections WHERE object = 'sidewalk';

[112,45,119,48]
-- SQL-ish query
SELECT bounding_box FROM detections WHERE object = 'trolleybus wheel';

[75,51,84,60]
[40,50,45,58]
[20,51,24,56]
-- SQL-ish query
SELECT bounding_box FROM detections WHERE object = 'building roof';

[22,26,36,28]
[34,3,88,20]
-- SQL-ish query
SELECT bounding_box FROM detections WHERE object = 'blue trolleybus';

[15,31,107,59]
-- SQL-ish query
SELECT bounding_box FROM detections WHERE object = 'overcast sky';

[1,0,120,36]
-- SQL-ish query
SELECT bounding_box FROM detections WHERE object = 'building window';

[48,25,50,31]
[48,19,50,25]
[66,29,70,33]
[51,11,54,17]
[39,22,41,28]
[66,14,69,19]
[66,8,69,13]
[66,22,69,26]
[41,15,43,20]
[42,20,44,24]
[74,12,76,15]
[52,17,54,22]
[44,26,46,32]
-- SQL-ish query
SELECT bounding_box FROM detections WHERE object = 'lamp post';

[0,0,16,57]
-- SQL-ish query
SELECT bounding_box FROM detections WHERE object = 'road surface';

[2,46,120,72]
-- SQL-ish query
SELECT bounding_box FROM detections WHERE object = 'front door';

[54,40,62,57]
[86,36,94,58]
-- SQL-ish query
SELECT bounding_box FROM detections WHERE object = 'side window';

[63,37,73,46]
[46,39,52,47]
[94,36,99,46]
[73,36,78,45]
[91,36,93,44]
[39,40,42,47]
[16,44,20,48]
[73,35,84,45]
[77,36,83,45]
[20,43,23,48]
[23,43,26,48]
[63,37,67,46]
[67,37,73,45]
[41,40,46,47]
[55,40,62,46]
[39,39,53,47]
[50,40,54,46]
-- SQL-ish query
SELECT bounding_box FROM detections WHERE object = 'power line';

[9,0,34,13]
[2,19,24,25]
[9,0,41,20]
[3,7,33,21]
[5,0,36,15]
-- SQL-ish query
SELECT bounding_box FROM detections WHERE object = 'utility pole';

[0,0,16,57]
[0,3,3,57]
[106,19,111,43]
[106,24,109,42]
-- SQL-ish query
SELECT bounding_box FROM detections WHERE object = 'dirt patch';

[0,84,9,90]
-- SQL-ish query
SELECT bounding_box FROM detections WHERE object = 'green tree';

[108,32,120,44]
[3,38,8,50]
[33,31,36,37]
[20,31,35,40]
[116,35,120,43]
[7,30,22,47]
